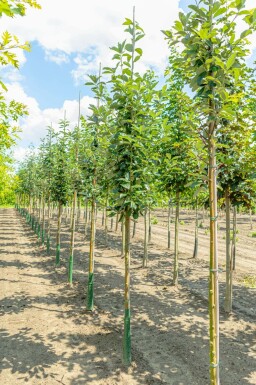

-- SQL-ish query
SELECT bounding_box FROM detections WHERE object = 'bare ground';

[0,208,255,385]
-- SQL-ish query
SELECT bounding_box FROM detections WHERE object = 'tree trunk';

[132,220,136,238]
[143,208,148,268]
[193,199,199,258]
[168,199,171,249]
[87,197,96,310]
[104,195,108,245]
[121,217,125,257]
[224,189,232,313]
[148,208,152,243]
[56,202,62,266]
[232,206,237,271]
[68,191,77,285]
[41,197,46,245]
[47,196,51,254]
[115,213,119,232]
[123,212,131,365]
[173,191,180,285]
[208,130,220,385]
[249,208,253,230]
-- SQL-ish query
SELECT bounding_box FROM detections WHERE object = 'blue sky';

[1,0,255,160]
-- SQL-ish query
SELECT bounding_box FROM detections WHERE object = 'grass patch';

[250,232,256,238]
[241,275,256,289]
[0,204,15,208]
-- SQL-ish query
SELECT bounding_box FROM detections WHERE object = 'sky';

[1,0,256,163]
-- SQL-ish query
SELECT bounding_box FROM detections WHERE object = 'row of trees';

[14,1,256,384]
[0,0,41,204]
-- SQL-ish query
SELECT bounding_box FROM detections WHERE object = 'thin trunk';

[173,191,180,285]
[148,208,152,243]
[208,126,220,385]
[193,199,199,258]
[168,199,171,249]
[115,213,119,232]
[47,196,51,254]
[68,190,77,285]
[232,206,237,271]
[143,208,149,267]
[224,189,232,313]
[249,208,253,230]
[42,197,46,245]
[104,194,108,245]
[68,191,77,285]
[56,202,62,266]
[87,197,96,310]
[132,220,136,238]
[121,217,125,257]
[77,197,81,224]
[123,212,131,365]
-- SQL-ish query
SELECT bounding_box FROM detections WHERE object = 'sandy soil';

[0,208,255,385]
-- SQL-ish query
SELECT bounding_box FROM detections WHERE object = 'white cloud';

[5,82,94,155]
[44,50,70,65]
[0,0,181,77]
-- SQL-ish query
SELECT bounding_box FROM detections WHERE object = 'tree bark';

[143,208,149,267]
[55,202,62,266]
[173,191,180,285]
[68,191,77,285]
[87,197,96,310]
[224,188,232,313]
[123,212,131,365]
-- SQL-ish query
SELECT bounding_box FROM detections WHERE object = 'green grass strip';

[87,272,94,311]
[123,308,131,365]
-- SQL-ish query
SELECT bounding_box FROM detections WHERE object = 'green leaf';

[125,44,134,53]
[226,53,236,69]
[240,29,252,39]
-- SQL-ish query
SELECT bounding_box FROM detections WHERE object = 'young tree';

[163,1,256,383]
[105,8,158,364]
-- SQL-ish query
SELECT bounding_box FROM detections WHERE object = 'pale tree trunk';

[173,191,180,285]
[115,213,119,232]
[47,196,51,254]
[208,130,220,385]
[77,197,81,225]
[41,196,46,245]
[224,188,232,313]
[168,198,171,249]
[121,217,125,257]
[232,206,237,271]
[249,208,253,230]
[132,220,136,238]
[68,191,77,285]
[193,199,199,258]
[123,212,131,365]
[104,194,108,245]
[143,208,149,267]
[87,197,96,310]
[148,208,152,243]
[56,202,62,266]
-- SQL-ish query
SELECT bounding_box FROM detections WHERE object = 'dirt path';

[0,208,255,385]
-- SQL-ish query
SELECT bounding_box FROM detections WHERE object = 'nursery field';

[0,207,255,385]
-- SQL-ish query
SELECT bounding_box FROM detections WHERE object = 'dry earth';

[0,208,255,385]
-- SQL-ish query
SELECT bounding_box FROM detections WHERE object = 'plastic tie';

[210,216,218,221]
[210,362,219,368]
